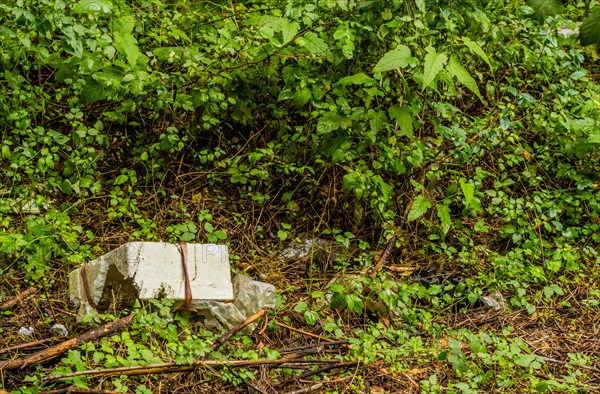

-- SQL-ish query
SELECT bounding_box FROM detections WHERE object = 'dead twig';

[284,383,324,394]
[0,315,134,370]
[371,235,397,278]
[274,321,334,342]
[43,358,348,382]
[0,338,55,355]
[296,361,358,380]
[212,309,266,350]
[0,287,38,311]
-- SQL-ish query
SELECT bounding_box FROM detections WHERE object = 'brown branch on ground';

[0,338,55,355]
[371,235,397,278]
[0,287,38,311]
[212,309,266,350]
[0,315,134,370]
[274,321,335,342]
[43,358,353,382]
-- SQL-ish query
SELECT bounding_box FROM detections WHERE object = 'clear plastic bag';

[191,274,276,333]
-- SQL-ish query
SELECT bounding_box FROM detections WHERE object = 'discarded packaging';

[51,323,69,337]
[193,274,276,333]
[69,242,276,332]
[479,290,505,312]
[18,326,35,336]
[69,242,234,320]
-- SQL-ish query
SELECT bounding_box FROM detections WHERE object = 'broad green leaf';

[81,79,108,104]
[447,57,482,100]
[73,0,113,13]
[282,20,300,44]
[298,32,328,55]
[436,204,451,234]
[373,45,411,73]
[337,73,375,85]
[460,180,474,208]
[113,16,142,66]
[407,195,431,222]
[422,46,447,90]
[461,37,492,72]
[528,0,564,22]
[317,112,343,134]
[368,110,387,133]
[294,88,311,107]
[389,106,414,139]
[342,172,366,199]
[580,8,600,46]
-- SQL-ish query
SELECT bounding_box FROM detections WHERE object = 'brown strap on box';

[80,265,99,310]
[178,242,196,311]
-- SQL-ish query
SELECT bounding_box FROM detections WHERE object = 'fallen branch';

[371,235,397,278]
[0,338,55,355]
[296,361,358,380]
[0,315,134,370]
[212,309,266,350]
[284,383,324,394]
[43,358,349,382]
[274,321,334,342]
[0,287,38,311]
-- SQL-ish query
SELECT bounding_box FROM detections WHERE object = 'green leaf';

[298,32,328,55]
[581,8,600,46]
[389,106,414,139]
[337,73,375,86]
[204,222,214,233]
[422,46,447,90]
[294,88,311,107]
[81,79,108,104]
[528,0,564,22]
[317,112,343,134]
[112,16,142,67]
[436,204,451,234]
[407,195,431,222]
[461,37,492,72]
[282,20,300,44]
[460,180,474,208]
[73,0,113,13]
[114,174,128,185]
[447,57,482,100]
[369,110,387,133]
[373,45,411,73]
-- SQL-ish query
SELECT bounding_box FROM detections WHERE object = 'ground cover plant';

[1,0,599,392]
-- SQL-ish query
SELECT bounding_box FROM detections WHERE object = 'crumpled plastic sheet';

[191,274,276,333]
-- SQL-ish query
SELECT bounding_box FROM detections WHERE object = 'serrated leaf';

[369,110,387,133]
[81,79,108,104]
[374,46,411,73]
[114,174,128,185]
[282,20,300,44]
[73,0,113,13]
[437,204,451,234]
[447,57,482,100]
[112,16,141,66]
[422,46,447,90]
[298,32,328,55]
[407,195,431,222]
[389,106,414,139]
[528,0,564,22]
[580,8,600,46]
[317,112,343,134]
[337,73,375,85]
[294,87,311,107]
[460,180,474,208]
[461,37,492,72]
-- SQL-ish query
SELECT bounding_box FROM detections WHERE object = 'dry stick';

[0,315,135,370]
[542,355,600,374]
[274,321,334,342]
[212,309,266,350]
[296,361,358,380]
[279,340,349,354]
[43,358,346,382]
[284,383,324,394]
[0,338,55,355]
[370,235,398,278]
[0,287,38,311]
